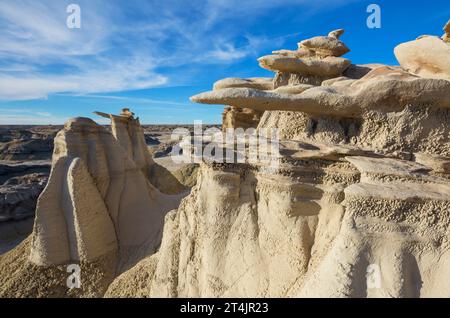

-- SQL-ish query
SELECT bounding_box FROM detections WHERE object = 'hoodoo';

[1,22,450,298]
[108,24,450,298]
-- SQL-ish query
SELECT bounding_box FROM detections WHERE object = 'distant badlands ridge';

[1,21,450,298]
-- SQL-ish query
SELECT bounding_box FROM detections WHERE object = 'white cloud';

[66,94,189,107]
[0,108,67,125]
[0,0,356,101]
[0,114,69,125]
[207,44,249,61]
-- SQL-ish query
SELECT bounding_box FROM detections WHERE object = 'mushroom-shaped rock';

[191,87,359,117]
[395,25,450,81]
[299,30,350,57]
[258,55,351,77]
[191,68,450,118]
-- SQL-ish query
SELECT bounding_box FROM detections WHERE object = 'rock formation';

[0,137,54,161]
[29,111,187,271]
[222,106,264,131]
[0,173,47,223]
[0,126,58,161]
[395,37,450,81]
[106,24,450,298]
[192,28,450,155]
[213,78,272,130]
[2,23,450,298]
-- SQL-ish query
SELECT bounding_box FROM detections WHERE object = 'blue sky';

[0,0,449,124]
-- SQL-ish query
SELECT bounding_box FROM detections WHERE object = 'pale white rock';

[346,156,431,178]
[414,153,450,174]
[299,33,350,57]
[279,140,375,160]
[66,158,117,262]
[343,64,386,79]
[395,36,450,80]
[30,116,183,268]
[321,76,352,86]
[272,84,314,94]
[344,181,450,202]
[30,155,118,266]
[213,77,273,91]
[258,55,351,77]
[29,157,72,265]
[190,73,450,117]
[271,49,313,58]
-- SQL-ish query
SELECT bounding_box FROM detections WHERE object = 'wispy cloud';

[0,0,355,101]
[0,108,67,124]
[58,93,189,107]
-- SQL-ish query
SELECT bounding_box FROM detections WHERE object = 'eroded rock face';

[95,110,188,195]
[29,114,184,268]
[139,161,352,297]
[192,57,450,157]
[222,107,264,131]
[395,36,450,81]
[0,126,58,161]
[258,55,351,77]
[103,25,450,298]
[108,145,450,298]
[4,23,450,298]
[212,30,353,130]
[0,173,48,223]
[213,77,273,91]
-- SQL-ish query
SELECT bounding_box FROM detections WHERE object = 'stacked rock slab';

[30,111,180,267]
[105,24,450,298]
[262,29,351,87]
[208,31,353,132]
[192,26,450,156]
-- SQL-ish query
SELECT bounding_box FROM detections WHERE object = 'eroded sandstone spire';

[29,113,183,268]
